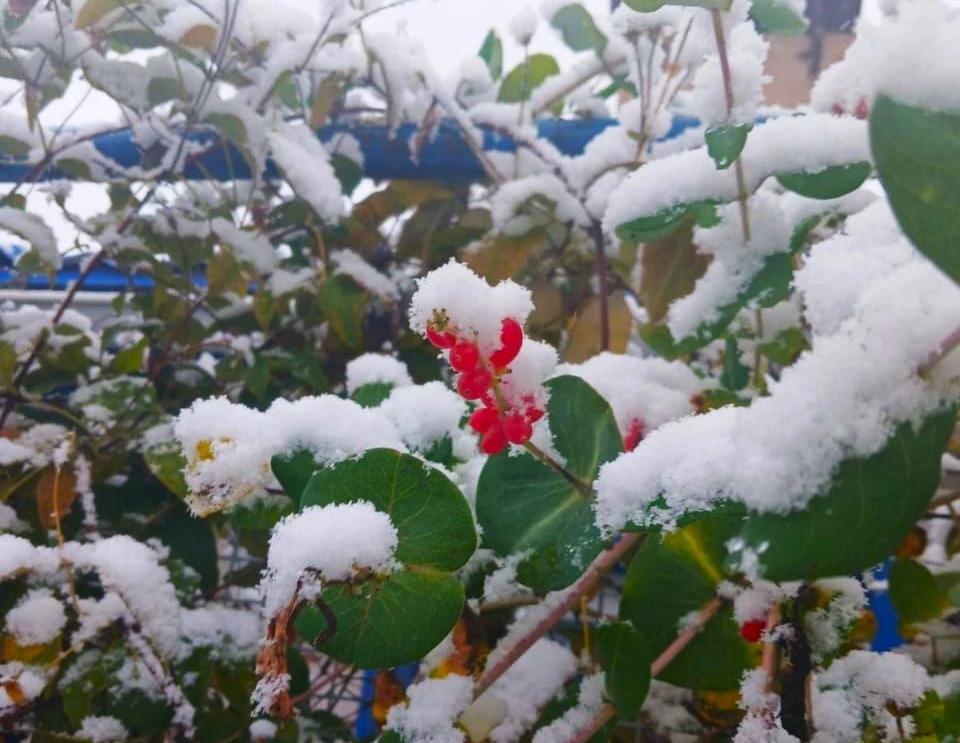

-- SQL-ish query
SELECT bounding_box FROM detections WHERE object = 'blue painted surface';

[868,559,904,652]
[0,115,700,185]
[356,664,420,740]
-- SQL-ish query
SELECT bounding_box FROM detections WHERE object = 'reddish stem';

[569,704,616,743]
[650,597,724,677]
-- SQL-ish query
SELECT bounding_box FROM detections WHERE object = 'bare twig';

[650,597,724,676]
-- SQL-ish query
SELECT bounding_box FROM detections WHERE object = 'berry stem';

[523,440,593,497]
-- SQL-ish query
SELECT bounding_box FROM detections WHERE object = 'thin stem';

[650,597,723,676]
[590,220,610,352]
[523,440,593,496]
[762,605,781,694]
[919,324,960,377]
[753,308,765,391]
[474,532,643,697]
[569,704,616,743]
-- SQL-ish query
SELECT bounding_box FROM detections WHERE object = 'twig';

[919,325,960,377]
[523,440,593,496]
[474,532,643,697]
[569,703,616,743]
[650,597,723,676]
[590,220,610,352]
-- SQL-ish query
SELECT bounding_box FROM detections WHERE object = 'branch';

[650,597,724,676]
[590,220,610,352]
[474,532,643,697]
[569,703,616,743]
[919,324,960,377]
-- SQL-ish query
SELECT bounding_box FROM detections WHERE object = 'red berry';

[427,324,456,349]
[457,368,493,400]
[739,619,766,643]
[525,405,545,423]
[469,406,500,433]
[623,418,646,452]
[489,318,524,368]
[854,97,870,120]
[830,102,845,116]
[450,340,481,372]
[501,411,533,445]
[480,424,508,455]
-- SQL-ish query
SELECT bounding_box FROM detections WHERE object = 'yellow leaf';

[639,221,708,324]
[310,76,340,130]
[562,291,631,363]
[0,679,27,707]
[180,23,218,50]
[74,0,119,29]
[528,280,564,333]
[372,670,406,725]
[2,633,61,664]
[464,229,546,283]
[35,466,78,530]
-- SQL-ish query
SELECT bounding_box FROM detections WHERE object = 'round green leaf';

[271,448,317,503]
[498,54,561,104]
[705,123,751,170]
[352,382,394,408]
[751,0,809,35]
[735,409,956,581]
[776,161,871,199]
[295,570,464,669]
[620,516,755,691]
[871,95,960,286]
[301,448,477,571]
[595,622,651,717]
[888,557,945,626]
[476,376,622,590]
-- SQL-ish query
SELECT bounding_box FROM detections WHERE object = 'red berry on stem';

[489,318,524,368]
[469,406,500,433]
[480,424,508,455]
[457,368,493,400]
[450,340,481,372]
[739,619,766,643]
[525,405,545,423]
[501,411,533,445]
[427,324,456,349]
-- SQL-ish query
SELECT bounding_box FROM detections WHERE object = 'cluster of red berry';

[623,418,647,452]
[427,316,543,455]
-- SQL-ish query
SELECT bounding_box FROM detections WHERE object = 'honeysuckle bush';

[4,0,960,741]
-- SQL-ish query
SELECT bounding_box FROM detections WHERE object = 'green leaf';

[319,275,367,351]
[705,124,751,170]
[534,680,618,743]
[331,154,363,196]
[143,444,189,500]
[870,95,960,285]
[889,557,945,626]
[620,515,755,690]
[624,0,731,9]
[301,449,476,570]
[297,449,475,668]
[352,381,394,408]
[147,77,183,107]
[75,0,120,28]
[615,204,690,243]
[296,570,464,669]
[549,4,607,56]
[750,0,809,35]
[595,622,651,717]
[479,30,504,80]
[720,335,750,391]
[776,162,871,200]
[759,327,808,366]
[0,134,30,158]
[271,449,318,503]
[735,409,957,581]
[476,376,621,590]
[144,500,219,593]
[498,54,561,104]
[110,338,147,373]
[203,112,248,145]
[228,495,295,530]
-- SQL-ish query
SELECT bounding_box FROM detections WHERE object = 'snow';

[490,174,589,231]
[667,192,790,341]
[556,352,701,436]
[509,6,539,45]
[408,260,534,355]
[603,115,870,235]
[345,353,413,395]
[380,382,468,452]
[595,216,960,533]
[330,250,400,301]
[0,503,27,533]
[0,423,70,469]
[0,207,59,269]
[483,553,534,605]
[77,716,129,742]
[249,719,278,740]
[499,339,558,414]
[260,502,399,617]
[5,589,67,646]
[531,673,606,743]
[385,674,475,743]
[0,535,59,579]
[64,536,183,658]
[687,23,769,126]
[267,124,344,222]
[488,639,578,743]
[812,0,960,115]
[211,219,278,274]
[174,394,405,513]
[804,578,867,662]
[180,605,263,661]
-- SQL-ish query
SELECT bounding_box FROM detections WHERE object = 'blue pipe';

[0,115,700,184]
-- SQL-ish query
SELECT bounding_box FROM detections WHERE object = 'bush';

[3,0,960,741]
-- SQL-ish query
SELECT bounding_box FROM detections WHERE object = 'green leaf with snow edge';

[271,449,316,503]
[476,376,622,591]
[620,515,755,690]
[550,4,607,57]
[705,124,751,171]
[871,96,960,287]
[351,381,394,408]
[776,162,872,200]
[731,408,956,582]
[498,54,560,104]
[595,622,651,717]
[296,449,476,668]
[750,0,809,35]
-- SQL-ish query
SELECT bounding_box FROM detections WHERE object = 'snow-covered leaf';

[476,376,621,590]
[705,124,751,171]
[499,54,560,103]
[776,161,872,200]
